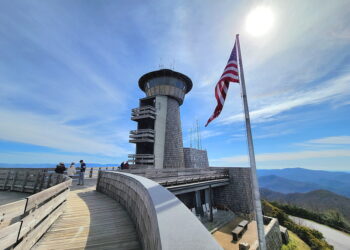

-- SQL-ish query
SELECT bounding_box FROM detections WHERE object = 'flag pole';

[236,34,267,250]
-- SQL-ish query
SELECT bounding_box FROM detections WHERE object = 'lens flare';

[245,6,274,37]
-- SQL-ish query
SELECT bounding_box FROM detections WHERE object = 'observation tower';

[128,69,192,169]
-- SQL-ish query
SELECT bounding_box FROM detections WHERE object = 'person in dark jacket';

[120,161,125,170]
[78,160,86,185]
[124,162,129,169]
[55,162,66,174]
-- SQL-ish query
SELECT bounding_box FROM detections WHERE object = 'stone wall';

[163,97,185,168]
[251,217,283,250]
[154,96,167,169]
[210,167,254,219]
[265,217,283,250]
[183,148,209,169]
[97,171,161,250]
[97,171,223,250]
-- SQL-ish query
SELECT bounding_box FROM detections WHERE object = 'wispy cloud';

[295,136,350,149]
[306,136,350,145]
[212,149,350,165]
[220,73,350,124]
[0,151,117,164]
[0,108,130,157]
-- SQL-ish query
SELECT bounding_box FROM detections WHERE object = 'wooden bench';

[238,220,249,232]
[232,226,244,241]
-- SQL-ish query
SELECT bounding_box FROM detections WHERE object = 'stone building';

[127,69,284,249]
[129,69,209,169]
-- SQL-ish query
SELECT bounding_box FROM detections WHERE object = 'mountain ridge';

[260,188,350,224]
[257,168,350,198]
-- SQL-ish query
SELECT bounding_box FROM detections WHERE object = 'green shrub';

[270,201,350,233]
[262,200,333,250]
[281,241,298,250]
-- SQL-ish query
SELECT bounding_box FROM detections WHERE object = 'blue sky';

[0,0,350,170]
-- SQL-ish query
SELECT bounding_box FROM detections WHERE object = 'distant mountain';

[261,188,350,224]
[258,175,322,194]
[258,168,350,198]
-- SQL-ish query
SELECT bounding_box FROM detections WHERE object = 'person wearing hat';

[55,162,66,174]
[67,162,76,178]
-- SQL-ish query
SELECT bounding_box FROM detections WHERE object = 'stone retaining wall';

[251,217,283,250]
[97,171,222,250]
[264,217,283,250]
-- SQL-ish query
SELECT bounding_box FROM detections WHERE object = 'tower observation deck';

[129,69,192,169]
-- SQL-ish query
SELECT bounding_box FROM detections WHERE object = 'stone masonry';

[265,218,283,250]
[183,148,209,169]
[130,69,192,169]
[211,167,254,219]
[163,97,185,168]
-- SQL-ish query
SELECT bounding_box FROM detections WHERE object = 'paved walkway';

[33,179,141,250]
[290,215,350,250]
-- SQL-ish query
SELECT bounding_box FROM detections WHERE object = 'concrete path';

[213,218,260,250]
[33,179,141,250]
[290,215,350,250]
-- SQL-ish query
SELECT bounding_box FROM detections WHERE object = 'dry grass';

[281,231,310,250]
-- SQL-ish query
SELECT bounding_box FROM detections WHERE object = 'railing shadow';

[73,179,141,249]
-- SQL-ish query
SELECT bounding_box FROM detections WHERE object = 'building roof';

[138,69,193,93]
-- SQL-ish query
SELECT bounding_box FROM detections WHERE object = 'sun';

[245,6,274,37]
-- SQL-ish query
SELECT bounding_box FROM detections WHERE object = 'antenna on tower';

[196,120,202,150]
[158,57,164,69]
[171,59,175,70]
[189,128,193,148]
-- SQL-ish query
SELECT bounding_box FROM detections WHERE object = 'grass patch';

[282,231,310,250]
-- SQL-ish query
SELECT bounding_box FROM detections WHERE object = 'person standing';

[55,162,66,174]
[124,161,129,169]
[78,160,86,185]
[67,162,76,178]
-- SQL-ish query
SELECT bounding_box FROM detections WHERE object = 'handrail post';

[89,168,93,178]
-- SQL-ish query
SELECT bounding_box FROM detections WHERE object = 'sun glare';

[245,6,274,37]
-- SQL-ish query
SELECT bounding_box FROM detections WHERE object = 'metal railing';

[131,105,156,121]
[128,154,154,167]
[129,129,155,143]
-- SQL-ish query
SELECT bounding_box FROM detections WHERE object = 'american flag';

[205,41,240,127]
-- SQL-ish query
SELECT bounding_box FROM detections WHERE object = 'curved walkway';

[290,215,350,250]
[33,179,141,250]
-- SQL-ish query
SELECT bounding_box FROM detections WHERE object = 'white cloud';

[212,149,350,165]
[0,152,117,164]
[200,130,224,140]
[306,136,350,145]
[220,73,350,124]
[0,108,130,157]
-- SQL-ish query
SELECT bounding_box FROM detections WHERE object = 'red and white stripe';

[205,49,240,127]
